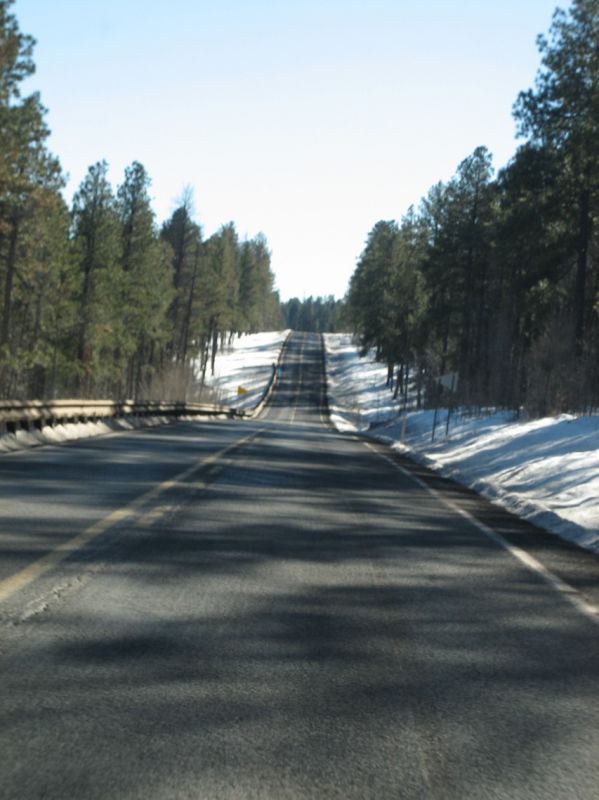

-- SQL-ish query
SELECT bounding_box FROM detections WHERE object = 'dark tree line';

[281,296,346,333]
[0,1,282,400]
[348,0,599,416]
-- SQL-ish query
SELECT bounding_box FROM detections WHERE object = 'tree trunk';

[199,336,209,388]
[417,363,423,409]
[1,217,19,347]
[386,363,394,388]
[180,250,198,364]
[211,324,219,376]
[393,363,403,400]
[402,364,410,407]
[574,186,590,354]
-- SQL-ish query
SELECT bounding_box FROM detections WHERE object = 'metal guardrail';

[0,331,292,434]
[0,399,237,434]
[245,330,291,419]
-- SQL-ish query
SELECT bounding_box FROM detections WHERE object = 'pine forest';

[0,0,282,401]
[347,0,599,417]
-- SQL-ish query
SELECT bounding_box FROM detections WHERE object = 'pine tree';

[11,191,75,398]
[0,1,64,393]
[418,148,496,402]
[513,0,599,351]
[239,234,280,332]
[71,161,121,394]
[348,220,399,369]
[198,224,240,376]
[160,190,202,364]
[115,161,173,397]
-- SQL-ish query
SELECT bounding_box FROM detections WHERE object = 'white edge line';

[364,441,599,627]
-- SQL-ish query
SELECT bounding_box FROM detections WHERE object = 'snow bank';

[324,333,599,554]
[0,416,175,454]
[202,330,289,411]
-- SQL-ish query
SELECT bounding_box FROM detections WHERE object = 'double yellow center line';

[289,335,306,424]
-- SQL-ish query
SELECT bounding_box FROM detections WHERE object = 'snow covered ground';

[201,330,289,411]
[325,333,599,554]
[0,332,289,454]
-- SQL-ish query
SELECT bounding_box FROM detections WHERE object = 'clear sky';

[16,0,561,300]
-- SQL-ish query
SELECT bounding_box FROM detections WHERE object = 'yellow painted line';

[134,504,174,528]
[289,335,306,425]
[0,429,260,604]
[319,335,328,426]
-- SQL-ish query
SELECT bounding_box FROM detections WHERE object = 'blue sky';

[17,0,561,300]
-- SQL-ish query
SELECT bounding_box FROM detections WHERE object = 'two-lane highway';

[1,332,599,799]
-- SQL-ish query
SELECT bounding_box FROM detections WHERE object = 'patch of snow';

[324,333,599,555]
[201,330,289,410]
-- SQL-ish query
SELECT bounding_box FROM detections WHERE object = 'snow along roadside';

[201,330,290,411]
[324,332,599,555]
[0,330,290,456]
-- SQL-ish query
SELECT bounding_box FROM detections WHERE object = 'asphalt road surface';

[1,332,599,799]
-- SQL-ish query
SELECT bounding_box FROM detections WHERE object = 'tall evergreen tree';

[116,161,173,397]
[161,190,202,363]
[513,0,599,351]
[348,220,399,366]
[71,161,120,394]
[198,223,240,375]
[0,0,64,392]
[11,191,75,398]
